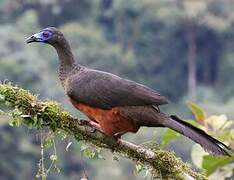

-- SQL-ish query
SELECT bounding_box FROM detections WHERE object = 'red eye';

[42,31,49,38]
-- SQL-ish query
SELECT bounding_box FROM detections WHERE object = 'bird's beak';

[26,33,43,44]
[26,35,36,44]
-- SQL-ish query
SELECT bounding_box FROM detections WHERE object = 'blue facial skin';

[26,29,53,44]
[32,30,52,42]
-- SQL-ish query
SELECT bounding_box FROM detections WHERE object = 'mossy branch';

[0,83,206,180]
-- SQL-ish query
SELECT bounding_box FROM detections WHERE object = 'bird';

[26,27,231,156]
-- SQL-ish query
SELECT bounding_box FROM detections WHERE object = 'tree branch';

[0,83,206,180]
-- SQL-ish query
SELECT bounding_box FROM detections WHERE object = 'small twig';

[46,139,57,174]
[40,130,47,180]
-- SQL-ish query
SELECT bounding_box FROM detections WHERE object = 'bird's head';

[26,27,63,45]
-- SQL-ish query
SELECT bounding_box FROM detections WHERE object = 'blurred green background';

[0,0,234,179]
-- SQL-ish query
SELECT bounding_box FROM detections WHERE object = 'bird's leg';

[78,119,101,128]
[78,119,101,133]
[88,121,102,133]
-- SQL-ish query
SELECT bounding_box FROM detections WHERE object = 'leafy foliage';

[187,102,206,124]
[202,155,234,176]
[161,129,180,147]
[189,102,234,178]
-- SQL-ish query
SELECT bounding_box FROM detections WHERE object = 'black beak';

[26,35,37,44]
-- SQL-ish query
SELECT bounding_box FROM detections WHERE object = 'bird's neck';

[53,40,81,86]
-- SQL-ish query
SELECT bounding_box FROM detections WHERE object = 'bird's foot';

[78,119,91,126]
[113,133,122,140]
[113,132,124,144]
[78,119,101,133]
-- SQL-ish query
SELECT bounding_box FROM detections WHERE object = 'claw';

[113,132,125,140]
[88,126,97,133]
[78,119,102,133]
[78,119,90,126]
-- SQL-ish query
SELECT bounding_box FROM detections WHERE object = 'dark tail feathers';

[165,115,231,156]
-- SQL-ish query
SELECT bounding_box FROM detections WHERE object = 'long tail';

[122,106,231,156]
[163,115,231,156]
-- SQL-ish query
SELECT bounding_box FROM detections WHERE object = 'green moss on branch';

[0,83,206,180]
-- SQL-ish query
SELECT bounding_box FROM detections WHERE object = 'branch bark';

[0,83,206,180]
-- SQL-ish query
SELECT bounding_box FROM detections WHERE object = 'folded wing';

[66,69,168,109]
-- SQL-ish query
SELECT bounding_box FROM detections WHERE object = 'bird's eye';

[42,31,49,38]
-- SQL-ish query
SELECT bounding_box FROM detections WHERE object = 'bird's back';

[65,67,168,110]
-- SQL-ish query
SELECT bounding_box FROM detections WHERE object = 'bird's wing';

[66,69,168,109]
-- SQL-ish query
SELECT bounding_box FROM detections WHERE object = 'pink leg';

[78,119,102,133]
[89,121,101,129]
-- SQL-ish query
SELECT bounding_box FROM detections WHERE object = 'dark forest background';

[0,0,234,179]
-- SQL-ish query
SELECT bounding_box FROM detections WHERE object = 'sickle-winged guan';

[26,27,231,156]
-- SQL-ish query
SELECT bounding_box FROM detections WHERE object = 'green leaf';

[5,101,11,107]
[9,117,22,127]
[218,130,234,142]
[187,102,206,123]
[80,144,88,151]
[83,148,96,159]
[52,165,60,173]
[50,154,58,161]
[0,94,5,102]
[136,164,144,173]
[80,144,96,159]
[191,144,208,168]
[9,109,23,127]
[57,130,67,140]
[23,116,37,128]
[43,136,53,148]
[161,129,181,147]
[202,155,234,175]
[113,155,119,161]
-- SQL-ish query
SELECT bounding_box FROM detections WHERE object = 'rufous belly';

[69,99,139,136]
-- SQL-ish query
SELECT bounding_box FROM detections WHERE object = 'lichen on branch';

[0,83,206,180]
